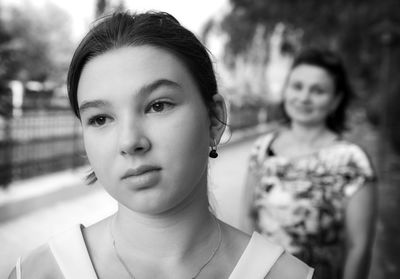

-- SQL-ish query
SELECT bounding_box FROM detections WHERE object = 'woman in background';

[243,48,376,279]
[9,11,313,279]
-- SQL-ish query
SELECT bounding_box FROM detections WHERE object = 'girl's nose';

[119,118,151,156]
[298,88,312,103]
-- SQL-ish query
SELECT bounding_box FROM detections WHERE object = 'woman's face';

[77,46,212,214]
[284,64,339,128]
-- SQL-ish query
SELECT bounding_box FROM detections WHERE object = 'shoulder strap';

[48,225,98,279]
[255,132,278,163]
[229,232,284,279]
[16,257,21,279]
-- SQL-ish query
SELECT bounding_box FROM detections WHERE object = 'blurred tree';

[218,3,400,278]
[0,1,74,83]
[0,9,12,82]
[0,5,14,116]
[96,0,108,18]
[372,18,400,279]
[218,0,399,111]
[95,0,126,18]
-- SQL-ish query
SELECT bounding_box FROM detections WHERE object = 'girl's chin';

[291,118,326,127]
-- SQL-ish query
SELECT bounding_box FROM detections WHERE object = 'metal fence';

[0,111,87,187]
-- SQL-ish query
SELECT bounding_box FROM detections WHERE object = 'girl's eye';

[311,86,325,95]
[151,102,165,112]
[290,81,302,91]
[147,101,174,113]
[87,115,109,127]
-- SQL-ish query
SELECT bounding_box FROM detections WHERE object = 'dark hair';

[67,11,218,119]
[282,47,353,134]
[67,11,221,184]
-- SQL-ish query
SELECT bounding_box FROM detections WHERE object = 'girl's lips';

[121,165,161,179]
[121,166,162,190]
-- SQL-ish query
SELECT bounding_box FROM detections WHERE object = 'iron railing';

[0,111,86,187]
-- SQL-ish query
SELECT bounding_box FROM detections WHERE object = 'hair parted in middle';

[67,11,219,120]
[67,11,224,184]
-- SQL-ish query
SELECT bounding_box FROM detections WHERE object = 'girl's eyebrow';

[79,79,182,113]
[138,79,182,97]
[79,100,111,113]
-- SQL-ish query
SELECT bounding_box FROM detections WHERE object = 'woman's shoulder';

[341,141,373,163]
[329,139,369,154]
[325,140,375,173]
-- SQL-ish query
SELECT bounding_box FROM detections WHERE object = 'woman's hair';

[282,47,353,134]
[67,11,221,184]
[67,11,219,119]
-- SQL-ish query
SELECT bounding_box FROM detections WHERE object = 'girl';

[9,12,313,279]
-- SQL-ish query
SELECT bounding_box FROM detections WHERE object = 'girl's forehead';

[83,47,175,79]
[83,46,183,75]
[77,46,198,103]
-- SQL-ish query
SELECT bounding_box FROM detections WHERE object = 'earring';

[209,140,218,158]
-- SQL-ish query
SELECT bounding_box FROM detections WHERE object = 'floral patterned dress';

[245,131,375,279]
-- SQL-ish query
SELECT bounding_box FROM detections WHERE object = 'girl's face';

[77,46,213,215]
[284,64,340,128]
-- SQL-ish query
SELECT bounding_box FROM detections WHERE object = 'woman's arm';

[343,181,377,279]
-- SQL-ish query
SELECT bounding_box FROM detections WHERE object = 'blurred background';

[0,0,399,278]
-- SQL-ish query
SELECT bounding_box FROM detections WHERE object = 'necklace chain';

[110,216,222,279]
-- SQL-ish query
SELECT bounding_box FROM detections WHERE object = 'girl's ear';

[209,94,227,145]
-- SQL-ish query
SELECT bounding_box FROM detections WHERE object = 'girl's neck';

[112,186,215,259]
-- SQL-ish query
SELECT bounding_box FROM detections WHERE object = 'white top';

[16,225,313,279]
